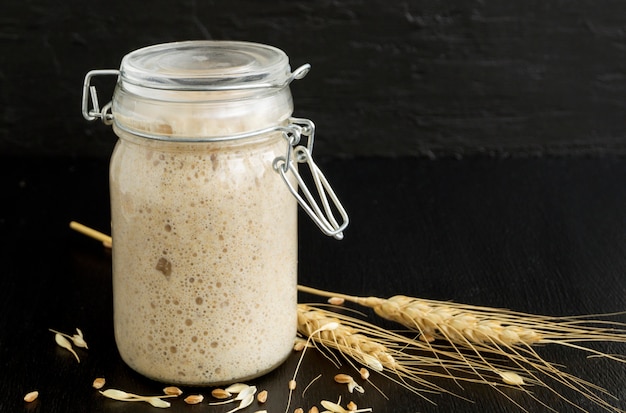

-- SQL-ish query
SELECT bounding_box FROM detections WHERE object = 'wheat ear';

[297,304,532,406]
[298,285,626,413]
[298,285,626,351]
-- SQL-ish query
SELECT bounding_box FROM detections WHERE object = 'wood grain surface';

[0,156,625,412]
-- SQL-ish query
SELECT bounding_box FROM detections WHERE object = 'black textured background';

[2,2,626,411]
[2,0,626,158]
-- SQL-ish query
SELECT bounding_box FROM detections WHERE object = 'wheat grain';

[359,368,370,380]
[92,378,106,389]
[333,374,352,384]
[184,394,204,404]
[328,297,345,305]
[333,374,363,394]
[23,391,39,402]
[209,385,256,406]
[293,338,308,351]
[163,386,183,396]
[211,388,232,399]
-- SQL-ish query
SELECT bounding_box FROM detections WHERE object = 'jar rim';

[119,40,292,91]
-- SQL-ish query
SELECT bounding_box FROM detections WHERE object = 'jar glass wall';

[81,40,347,385]
[110,127,297,385]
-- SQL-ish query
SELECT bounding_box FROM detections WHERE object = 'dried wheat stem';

[296,304,509,403]
[298,285,626,350]
[298,285,626,413]
[297,304,397,372]
[298,285,544,347]
[70,221,112,248]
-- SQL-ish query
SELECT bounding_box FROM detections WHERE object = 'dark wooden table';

[1,156,625,413]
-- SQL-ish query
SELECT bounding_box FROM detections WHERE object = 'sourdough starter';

[109,126,297,385]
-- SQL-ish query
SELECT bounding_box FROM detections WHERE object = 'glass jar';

[82,41,348,385]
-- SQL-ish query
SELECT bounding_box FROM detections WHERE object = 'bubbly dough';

[109,127,297,385]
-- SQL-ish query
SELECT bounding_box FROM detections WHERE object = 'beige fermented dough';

[109,120,297,385]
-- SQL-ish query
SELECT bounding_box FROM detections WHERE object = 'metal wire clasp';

[81,68,348,239]
[81,69,119,124]
[274,118,349,240]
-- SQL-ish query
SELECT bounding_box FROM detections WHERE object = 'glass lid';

[119,40,293,91]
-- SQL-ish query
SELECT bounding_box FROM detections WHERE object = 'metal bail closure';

[82,69,119,124]
[274,120,349,240]
[286,64,311,85]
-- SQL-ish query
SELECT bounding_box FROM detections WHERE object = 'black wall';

[2,0,626,159]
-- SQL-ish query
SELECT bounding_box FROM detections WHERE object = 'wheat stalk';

[67,223,626,411]
[298,285,626,413]
[297,304,398,373]
[296,304,537,407]
[298,285,626,351]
